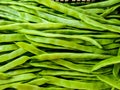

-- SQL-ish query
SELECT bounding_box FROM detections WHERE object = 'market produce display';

[0,0,120,89]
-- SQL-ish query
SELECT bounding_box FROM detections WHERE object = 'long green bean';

[0,48,26,63]
[0,56,29,72]
[0,23,65,30]
[0,44,18,53]
[16,42,45,55]
[34,53,111,61]
[19,29,102,48]
[92,56,120,71]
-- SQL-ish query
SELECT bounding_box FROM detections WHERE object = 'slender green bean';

[92,56,120,71]
[34,53,111,61]
[80,0,120,8]
[0,48,26,63]
[0,73,36,85]
[26,35,103,53]
[43,76,110,89]
[19,29,102,48]
[0,34,26,42]
[97,75,120,89]
[0,56,29,72]
[0,23,65,30]
[6,68,41,76]
[16,42,45,55]
[0,44,18,53]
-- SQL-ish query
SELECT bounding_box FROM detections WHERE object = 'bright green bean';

[0,56,29,72]
[92,56,120,71]
[0,34,26,42]
[0,73,10,80]
[26,35,103,53]
[34,53,111,61]
[103,43,120,50]
[112,47,120,78]
[80,0,120,8]
[0,73,36,85]
[28,78,48,86]
[36,0,120,33]
[0,44,18,52]
[0,23,65,30]
[30,61,69,70]
[97,75,120,89]
[39,70,95,77]
[6,68,41,76]
[12,83,42,90]
[52,59,91,73]
[16,42,45,55]
[19,29,102,48]
[43,76,110,89]
[0,48,26,63]
[30,41,69,50]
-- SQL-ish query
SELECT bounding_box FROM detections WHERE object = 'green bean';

[0,56,29,72]
[0,73,10,80]
[30,41,68,50]
[80,0,120,8]
[30,61,69,70]
[95,39,115,45]
[92,56,120,71]
[6,68,41,76]
[28,78,48,86]
[26,35,103,53]
[0,34,26,42]
[0,82,21,90]
[85,39,115,46]
[115,39,120,42]
[39,70,95,77]
[12,83,42,90]
[0,10,25,22]
[36,0,120,33]
[12,83,70,90]
[41,87,71,90]
[0,5,46,23]
[10,5,101,30]
[103,43,120,50]
[0,48,26,63]
[35,10,102,30]
[112,47,120,78]
[34,53,111,61]
[43,76,109,89]
[51,59,91,73]
[43,29,99,34]
[109,19,120,24]
[0,5,22,17]
[63,4,101,18]
[97,75,120,89]
[63,3,120,26]
[81,15,120,33]
[19,29,102,48]
[103,49,118,55]
[18,12,47,23]
[85,8,105,14]
[16,42,45,55]
[64,4,120,26]
[0,20,14,25]
[0,44,18,53]
[0,23,65,30]
[107,15,120,19]
[0,73,36,85]
[29,41,67,49]
[62,76,99,81]
[83,34,120,38]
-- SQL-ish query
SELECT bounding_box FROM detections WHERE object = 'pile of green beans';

[0,0,120,89]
